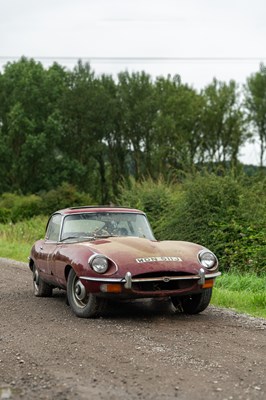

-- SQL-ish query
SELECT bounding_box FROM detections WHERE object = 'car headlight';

[89,254,108,274]
[198,250,218,269]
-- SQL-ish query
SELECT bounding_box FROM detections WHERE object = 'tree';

[60,61,117,202]
[245,63,266,167]
[117,71,157,179]
[153,75,204,175]
[96,74,127,198]
[201,79,246,168]
[0,57,68,193]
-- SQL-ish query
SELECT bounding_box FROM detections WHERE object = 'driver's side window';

[46,214,62,241]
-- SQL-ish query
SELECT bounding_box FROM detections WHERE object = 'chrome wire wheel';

[67,269,107,318]
[32,263,53,297]
[71,275,89,308]
[33,267,40,294]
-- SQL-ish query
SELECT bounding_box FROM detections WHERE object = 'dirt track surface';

[0,258,265,400]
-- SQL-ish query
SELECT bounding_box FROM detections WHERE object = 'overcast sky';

[0,0,266,164]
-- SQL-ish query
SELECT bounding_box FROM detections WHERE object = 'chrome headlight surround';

[198,250,218,270]
[89,254,109,274]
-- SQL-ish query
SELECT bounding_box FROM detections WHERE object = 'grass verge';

[211,273,266,319]
[0,216,46,263]
[0,241,31,263]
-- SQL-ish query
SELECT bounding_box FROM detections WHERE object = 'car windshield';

[60,212,155,241]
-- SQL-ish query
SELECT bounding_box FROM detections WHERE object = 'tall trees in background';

[153,75,204,173]
[117,71,157,179]
[201,79,246,168]
[245,63,266,167]
[0,57,67,192]
[0,57,265,201]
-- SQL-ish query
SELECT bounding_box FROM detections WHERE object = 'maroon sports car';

[29,206,221,318]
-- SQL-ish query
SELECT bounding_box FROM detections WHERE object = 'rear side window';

[46,214,62,241]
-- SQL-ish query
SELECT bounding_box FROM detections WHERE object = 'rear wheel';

[67,269,107,318]
[32,264,53,297]
[172,288,212,314]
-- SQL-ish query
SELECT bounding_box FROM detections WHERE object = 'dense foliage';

[0,173,265,275]
[0,57,266,202]
[119,174,266,275]
[0,183,93,223]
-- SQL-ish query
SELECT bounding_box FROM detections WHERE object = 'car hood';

[78,236,204,274]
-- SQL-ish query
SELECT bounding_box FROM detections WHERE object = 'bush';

[118,177,181,237]
[0,193,42,223]
[118,173,266,275]
[178,174,265,274]
[0,207,11,223]
[210,223,266,274]
[0,183,95,222]
[40,182,94,215]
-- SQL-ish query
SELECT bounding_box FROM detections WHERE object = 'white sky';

[0,0,266,165]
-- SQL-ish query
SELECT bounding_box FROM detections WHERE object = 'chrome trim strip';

[128,275,200,283]
[205,271,221,278]
[80,271,221,285]
[123,271,221,283]
[80,276,124,283]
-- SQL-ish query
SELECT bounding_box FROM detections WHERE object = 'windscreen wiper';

[93,234,118,239]
[61,235,95,242]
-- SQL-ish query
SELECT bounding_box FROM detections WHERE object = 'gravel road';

[0,258,265,400]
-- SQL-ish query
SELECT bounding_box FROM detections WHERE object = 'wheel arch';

[64,264,73,282]
[29,258,34,271]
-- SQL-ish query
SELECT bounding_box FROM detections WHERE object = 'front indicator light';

[202,279,214,289]
[100,284,122,293]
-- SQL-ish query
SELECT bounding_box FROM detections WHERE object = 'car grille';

[131,271,195,292]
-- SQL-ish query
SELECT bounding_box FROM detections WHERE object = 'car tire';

[67,269,107,318]
[32,264,53,297]
[172,288,212,314]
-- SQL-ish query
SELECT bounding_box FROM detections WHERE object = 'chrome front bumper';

[80,269,221,290]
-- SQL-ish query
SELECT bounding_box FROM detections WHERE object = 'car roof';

[55,206,144,216]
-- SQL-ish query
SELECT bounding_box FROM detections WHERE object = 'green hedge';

[0,193,42,223]
[118,173,266,275]
[0,183,94,223]
[1,174,265,275]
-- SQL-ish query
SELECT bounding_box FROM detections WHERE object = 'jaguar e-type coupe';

[29,206,221,318]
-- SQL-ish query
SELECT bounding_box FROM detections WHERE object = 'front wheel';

[67,269,107,318]
[171,288,212,314]
[32,264,53,297]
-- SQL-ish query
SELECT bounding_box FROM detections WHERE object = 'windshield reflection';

[60,212,155,241]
